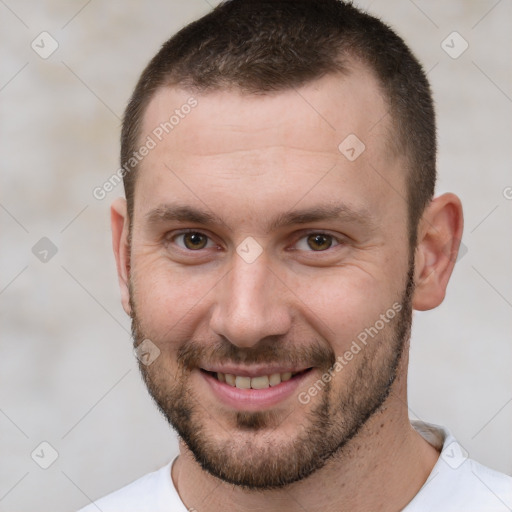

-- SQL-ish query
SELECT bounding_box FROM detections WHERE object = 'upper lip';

[200,365,312,378]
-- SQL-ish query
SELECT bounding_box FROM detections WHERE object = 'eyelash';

[166,229,344,253]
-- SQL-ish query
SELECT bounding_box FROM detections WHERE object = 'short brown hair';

[121,0,436,244]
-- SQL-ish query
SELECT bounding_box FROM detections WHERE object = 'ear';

[412,193,464,311]
[111,197,132,316]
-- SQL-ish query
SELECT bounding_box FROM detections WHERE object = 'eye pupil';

[307,234,332,251]
[184,232,207,250]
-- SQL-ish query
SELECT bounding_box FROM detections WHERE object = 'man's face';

[127,66,413,488]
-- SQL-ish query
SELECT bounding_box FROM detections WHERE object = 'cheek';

[131,256,220,342]
[287,265,404,355]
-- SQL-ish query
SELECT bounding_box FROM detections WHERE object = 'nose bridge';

[226,255,274,323]
[211,254,291,347]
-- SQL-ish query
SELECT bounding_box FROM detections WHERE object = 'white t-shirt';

[78,421,512,511]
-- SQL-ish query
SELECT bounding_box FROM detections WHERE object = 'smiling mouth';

[200,368,312,390]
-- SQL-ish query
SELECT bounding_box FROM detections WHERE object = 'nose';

[209,252,292,349]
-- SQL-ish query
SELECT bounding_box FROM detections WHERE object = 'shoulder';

[424,458,512,510]
[461,458,512,506]
[77,462,185,512]
[407,421,512,511]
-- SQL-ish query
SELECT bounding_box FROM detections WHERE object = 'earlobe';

[412,193,464,311]
[111,197,132,316]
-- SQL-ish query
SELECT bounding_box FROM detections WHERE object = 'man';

[80,0,512,510]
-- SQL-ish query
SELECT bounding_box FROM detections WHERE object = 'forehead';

[134,66,407,231]
[144,64,392,154]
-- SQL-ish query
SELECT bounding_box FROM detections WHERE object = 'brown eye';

[181,232,209,250]
[306,233,334,251]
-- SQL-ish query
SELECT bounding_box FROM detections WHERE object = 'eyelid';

[163,228,347,253]
[291,230,346,252]
[166,229,218,250]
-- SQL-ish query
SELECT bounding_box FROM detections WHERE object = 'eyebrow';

[267,204,375,232]
[144,202,376,233]
[146,204,222,227]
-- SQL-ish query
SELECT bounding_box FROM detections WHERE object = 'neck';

[171,389,439,512]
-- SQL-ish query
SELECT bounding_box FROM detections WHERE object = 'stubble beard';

[130,264,415,490]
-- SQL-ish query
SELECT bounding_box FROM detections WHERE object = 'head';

[112,0,463,489]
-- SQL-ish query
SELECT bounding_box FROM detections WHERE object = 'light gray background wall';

[1,1,511,511]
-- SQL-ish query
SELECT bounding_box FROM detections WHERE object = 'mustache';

[176,337,336,371]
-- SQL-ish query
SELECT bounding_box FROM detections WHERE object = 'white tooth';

[225,374,236,386]
[217,372,225,382]
[235,376,251,389]
[269,373,282,386]
[251,375,270,389]
[281,372,292,382]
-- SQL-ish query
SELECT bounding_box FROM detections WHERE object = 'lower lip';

[201,370,312,411]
